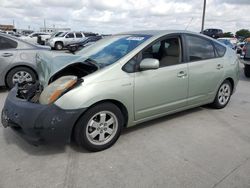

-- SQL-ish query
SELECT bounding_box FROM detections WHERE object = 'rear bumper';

[1,87,86,145]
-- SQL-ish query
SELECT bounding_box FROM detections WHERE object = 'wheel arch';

[225,77,234,92]
[70,99,129,141]
[55,41,64,46]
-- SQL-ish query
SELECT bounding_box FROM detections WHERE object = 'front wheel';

[55,42,63,50]
[74,103,124,152]
[211,80,232,109]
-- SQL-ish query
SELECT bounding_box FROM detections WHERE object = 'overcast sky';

[0,0,249,34]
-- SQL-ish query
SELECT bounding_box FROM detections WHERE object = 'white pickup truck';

[20,32,50,44]
[243,43,250,77]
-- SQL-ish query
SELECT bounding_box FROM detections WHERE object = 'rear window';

[0,36,17,50]
[186,35,215,61]
[214,42,226,57]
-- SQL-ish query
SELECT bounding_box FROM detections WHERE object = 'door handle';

[2,53,13,57]
[216,64,223,70]
[177,71,187,78]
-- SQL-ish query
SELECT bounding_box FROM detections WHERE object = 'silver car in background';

[0,33,50,88]
[48,32,86,50]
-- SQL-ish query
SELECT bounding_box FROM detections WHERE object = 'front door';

[134,36,188,121]
[64,32,75,45]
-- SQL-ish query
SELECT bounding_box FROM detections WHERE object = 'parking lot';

[0,62,249,188]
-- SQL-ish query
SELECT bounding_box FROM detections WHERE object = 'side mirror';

[139,58,159,71]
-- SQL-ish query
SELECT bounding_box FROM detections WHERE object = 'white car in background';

[20,32,50,44]
[48,32,86,50]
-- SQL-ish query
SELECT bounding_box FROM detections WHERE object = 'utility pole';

[201,0,206,32]
[44,19,46,32]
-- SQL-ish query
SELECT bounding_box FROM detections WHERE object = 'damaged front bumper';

[1,86,86,145]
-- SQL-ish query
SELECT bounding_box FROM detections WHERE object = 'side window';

[186,35,215,61]
[66,33,74,38]
[214,42,226,57]
[75,33,82,38]
[122,55,139,73]
[141,37,181,67]
[152,42,160,53]
[0,36,17,50]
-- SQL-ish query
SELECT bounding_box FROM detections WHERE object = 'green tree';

[236,29,250,38]
[223,32,234,37]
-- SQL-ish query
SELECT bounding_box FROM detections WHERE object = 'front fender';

[55,77,135,126]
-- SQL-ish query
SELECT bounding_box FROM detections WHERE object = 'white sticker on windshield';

[126,37,145,41]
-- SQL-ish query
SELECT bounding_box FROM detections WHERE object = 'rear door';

[0,36,18,75]
[75,32,84,43]
[184,34,225,105]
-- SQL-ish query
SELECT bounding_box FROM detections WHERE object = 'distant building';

[14,28,34,35]
[0,24,14,31]
[40,27,71,33]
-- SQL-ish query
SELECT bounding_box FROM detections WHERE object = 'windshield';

[76,34,151,66]
[58,32,67,37]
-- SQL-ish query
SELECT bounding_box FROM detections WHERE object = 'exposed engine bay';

[16,62,98,103]
[48,62,98,84]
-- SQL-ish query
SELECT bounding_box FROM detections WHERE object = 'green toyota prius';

[2,30,240,151]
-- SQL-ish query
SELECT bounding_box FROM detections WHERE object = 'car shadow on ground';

[2,107,204,155]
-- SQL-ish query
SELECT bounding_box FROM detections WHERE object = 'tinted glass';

[214,42,226,57]
[66,33,74,38]
[0,36,17,50]
[186,35,215,61]
[75,33,83,38]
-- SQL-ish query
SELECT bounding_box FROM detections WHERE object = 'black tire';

[69,46,78,53]
[6,67,37,88]
[55,42,63,50]
[244,65,250,78]
[211,80,232,109]
[74,102,124,152]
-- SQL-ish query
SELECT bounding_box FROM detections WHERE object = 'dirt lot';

[0,63,250,188]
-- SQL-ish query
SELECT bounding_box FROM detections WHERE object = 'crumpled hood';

[36,51,85,86]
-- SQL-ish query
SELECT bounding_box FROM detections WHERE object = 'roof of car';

[118,30,205,37]
[0,33,47,49]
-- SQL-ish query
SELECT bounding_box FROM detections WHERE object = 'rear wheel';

[244,64,250,78]
[211,80,232,109]
[6,67,37,88]
[74,102,124,152]
[55,42,63,50]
